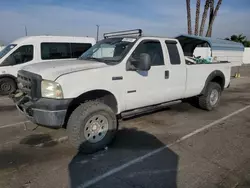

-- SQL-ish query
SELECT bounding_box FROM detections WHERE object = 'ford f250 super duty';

[12,29,240,153]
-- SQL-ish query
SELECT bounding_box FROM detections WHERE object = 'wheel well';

[210,76,225,90]
[201,71,225,95]
[0,75,17,90]
[0,75,17,82]
[63,90,118,128]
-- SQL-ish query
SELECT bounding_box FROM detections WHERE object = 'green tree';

[225,34,250,47]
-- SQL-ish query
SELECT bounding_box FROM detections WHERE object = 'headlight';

[41,80,63,99]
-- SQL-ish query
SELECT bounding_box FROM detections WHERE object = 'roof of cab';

[11,35,96,44]
[176,34,244,51]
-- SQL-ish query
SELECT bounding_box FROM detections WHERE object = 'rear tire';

[0,77,17,95]
[198,82,222,111]
[67,101,117,154]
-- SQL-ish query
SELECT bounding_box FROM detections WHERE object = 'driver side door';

[124,39,167,110]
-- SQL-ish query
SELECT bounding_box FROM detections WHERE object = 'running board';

[121,100,182,119]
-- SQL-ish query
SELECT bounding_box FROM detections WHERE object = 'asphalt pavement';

[0,77,250,188]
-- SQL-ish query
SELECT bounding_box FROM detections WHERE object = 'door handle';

[165,70,169,79]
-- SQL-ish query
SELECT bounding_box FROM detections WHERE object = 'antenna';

[24,25,28,36]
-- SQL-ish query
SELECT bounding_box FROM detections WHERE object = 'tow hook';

[9,91,24,103]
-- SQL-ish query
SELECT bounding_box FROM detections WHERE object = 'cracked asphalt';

[0,77,250,188]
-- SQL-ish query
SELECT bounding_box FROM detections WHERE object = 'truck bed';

[184,63,231,98]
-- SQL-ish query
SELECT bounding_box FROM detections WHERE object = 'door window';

[131,40,164,66]
[165,42,181,65]
[41,43,71,60]
[2,45,33,66]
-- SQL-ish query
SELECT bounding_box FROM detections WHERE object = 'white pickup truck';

[12,29,242,153]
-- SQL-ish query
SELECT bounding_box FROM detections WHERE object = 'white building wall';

[243,48,250,64]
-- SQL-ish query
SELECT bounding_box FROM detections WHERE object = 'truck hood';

[22,59,109,81]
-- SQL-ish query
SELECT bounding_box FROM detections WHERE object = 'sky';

[0,0,250,44]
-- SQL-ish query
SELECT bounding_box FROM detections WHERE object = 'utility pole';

[24,25,28,36]
[96,25,100,41]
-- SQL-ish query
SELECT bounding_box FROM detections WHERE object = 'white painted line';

[80,105,250,188]
[0,121,30,129]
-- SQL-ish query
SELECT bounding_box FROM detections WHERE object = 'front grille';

[17,74,32,95]
[17,70,42,99]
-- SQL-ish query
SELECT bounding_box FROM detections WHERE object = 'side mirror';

[129,53,151,71]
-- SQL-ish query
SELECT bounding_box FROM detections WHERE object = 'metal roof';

[176,34,244,51]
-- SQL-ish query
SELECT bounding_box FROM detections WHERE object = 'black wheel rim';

[0,82,12,93]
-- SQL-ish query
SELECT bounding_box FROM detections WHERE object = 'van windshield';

[79,37,136,63]
[0,44,17,59]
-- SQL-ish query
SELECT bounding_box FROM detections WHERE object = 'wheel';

[198,82,222,111]
[67,101,117,154]
[0,77,17,95]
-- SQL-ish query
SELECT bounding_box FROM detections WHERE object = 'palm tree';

[207,0,214,37]
[199,0,210,36]
[186,0,192,35]
[225,34,250,47]
[231,34,246,43]
[194,0,201,35]
[206,0,223,37]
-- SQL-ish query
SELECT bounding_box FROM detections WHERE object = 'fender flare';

[201,70,225,95]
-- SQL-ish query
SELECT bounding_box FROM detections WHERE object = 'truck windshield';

[79,37,136,63]
[0,44,17,59]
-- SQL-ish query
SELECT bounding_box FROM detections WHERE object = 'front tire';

[67,101,117,154]
[198,82,222,111]
[0,77,17,95]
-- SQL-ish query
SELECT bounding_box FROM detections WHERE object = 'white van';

[0,36,96,95]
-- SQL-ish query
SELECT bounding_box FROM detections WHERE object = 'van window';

[41,43,71,60]
[1,45,33,66]
[71,43,92,58]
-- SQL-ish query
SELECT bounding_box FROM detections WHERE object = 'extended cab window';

[165,41,181,65]
[41,43,71,60]
[131,40,164,66]
[71,43,92,58]
[1,45,33,66]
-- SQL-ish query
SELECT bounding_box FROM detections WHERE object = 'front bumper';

[12,93,72,128]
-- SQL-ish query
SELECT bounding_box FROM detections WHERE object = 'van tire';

[0,77,17,95]
[67,101,117,154]
[198,82,221,111]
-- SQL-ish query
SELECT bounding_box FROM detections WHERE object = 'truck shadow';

[20,134,58,147]
[68,128,179,188]
[0,105,17,112]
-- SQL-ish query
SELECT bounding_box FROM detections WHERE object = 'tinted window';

[2,45,33,66]
[165,41,181,65]
[131,40,164,66]
[41,43,71,60]
[71,43,92,58]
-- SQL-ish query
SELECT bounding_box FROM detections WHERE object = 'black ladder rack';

[103,29,142,39]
